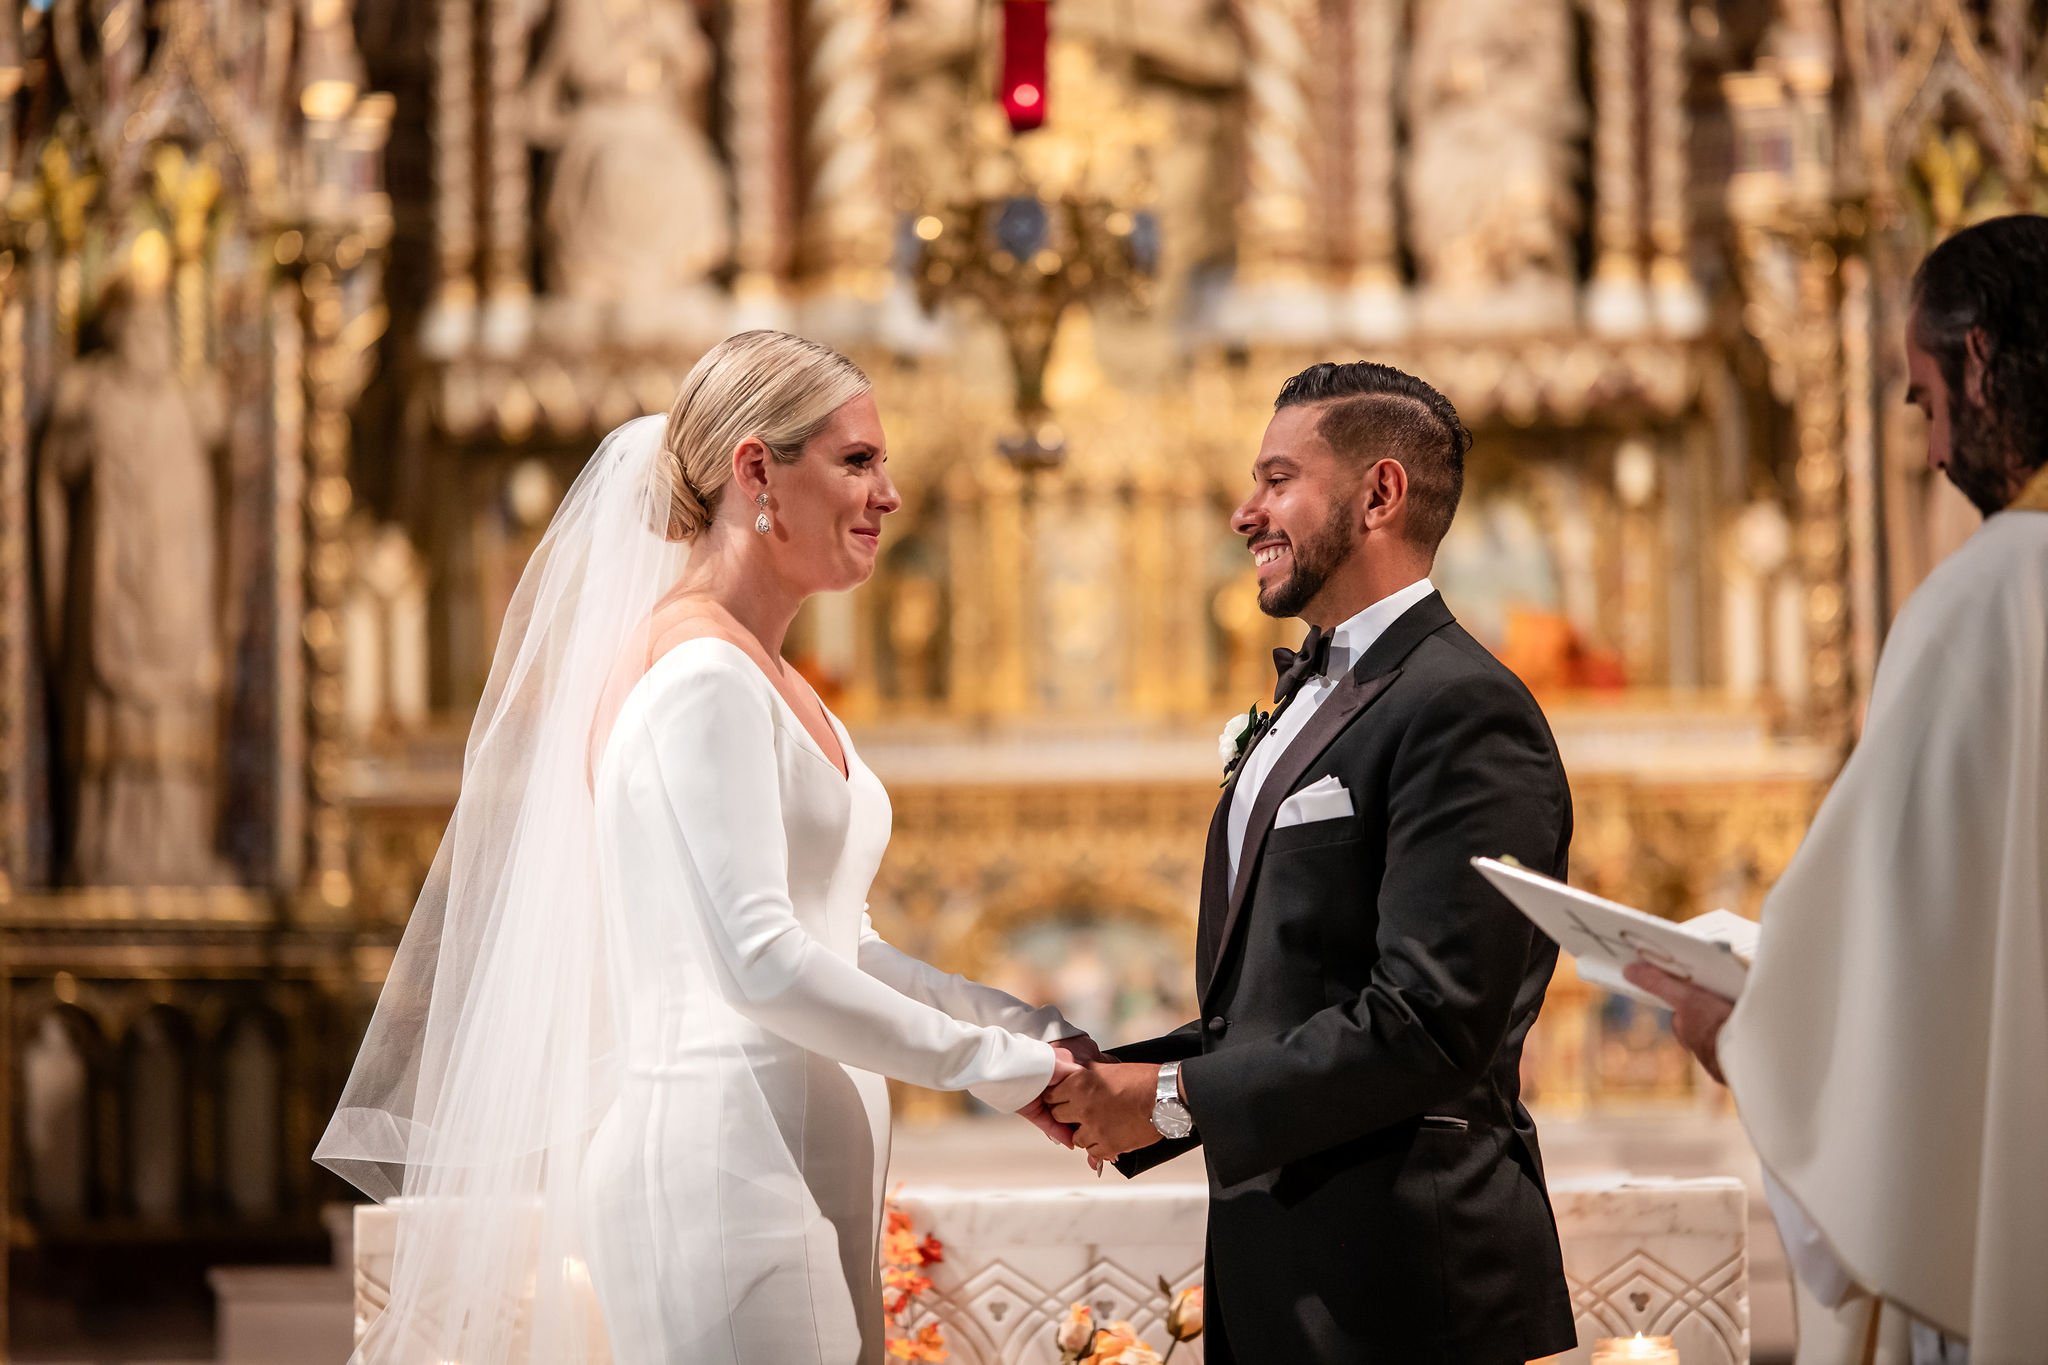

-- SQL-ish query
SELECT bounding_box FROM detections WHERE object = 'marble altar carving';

[891,1184,1208,1365]
[1550,1176,1751,1365]
[351,1175,1746,1363]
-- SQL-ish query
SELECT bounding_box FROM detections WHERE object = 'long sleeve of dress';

[638,648,1055,1114]
[856,911,1077,1043]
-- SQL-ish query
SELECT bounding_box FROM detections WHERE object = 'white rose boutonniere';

[1218,702,1272,785]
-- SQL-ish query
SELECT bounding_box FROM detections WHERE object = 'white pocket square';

[1275,775,1353,828]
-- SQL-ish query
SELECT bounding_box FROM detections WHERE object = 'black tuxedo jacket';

[1115,592,1576,1365]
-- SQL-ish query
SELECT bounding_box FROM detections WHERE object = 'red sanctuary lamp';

[1000,0,1049,132]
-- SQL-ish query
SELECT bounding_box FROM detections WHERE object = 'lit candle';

[1590,1334,1679,1364]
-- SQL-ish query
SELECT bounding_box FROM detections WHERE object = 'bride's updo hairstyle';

[660,329,872,541]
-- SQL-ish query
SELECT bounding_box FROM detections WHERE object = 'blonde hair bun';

[659,331,872,542]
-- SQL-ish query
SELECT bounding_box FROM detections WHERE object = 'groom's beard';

[1259,496,1358,619]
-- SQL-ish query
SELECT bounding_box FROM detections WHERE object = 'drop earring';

[754,492,770,535]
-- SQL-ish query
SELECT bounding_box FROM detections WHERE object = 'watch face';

[1150,1099,1194,1140]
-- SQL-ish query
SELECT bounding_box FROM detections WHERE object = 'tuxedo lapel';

[1197,689,1303,990]
[1201,591,1456,1010]
[1194,794,1231,992]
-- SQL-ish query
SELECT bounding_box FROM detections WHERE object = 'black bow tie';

[1272,625,1332,704]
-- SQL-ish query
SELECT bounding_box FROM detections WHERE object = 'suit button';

[1206,1016,1228,1036]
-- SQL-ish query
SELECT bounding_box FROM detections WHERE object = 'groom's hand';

[1017,1042,1090,1146]
[1046,1059,1163,1162]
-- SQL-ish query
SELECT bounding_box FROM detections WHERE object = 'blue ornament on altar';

[994,196,1050,260]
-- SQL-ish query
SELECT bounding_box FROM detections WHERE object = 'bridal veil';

[315,415,684,1362]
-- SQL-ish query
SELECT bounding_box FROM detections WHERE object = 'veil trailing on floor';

[316,415,687,1363]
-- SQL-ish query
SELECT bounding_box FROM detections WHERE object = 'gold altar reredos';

[3,0,2047,1292]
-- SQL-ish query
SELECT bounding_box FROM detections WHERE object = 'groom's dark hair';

[1274,361,1471,551]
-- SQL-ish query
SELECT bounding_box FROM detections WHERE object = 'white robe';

[1720,483,2048,1365]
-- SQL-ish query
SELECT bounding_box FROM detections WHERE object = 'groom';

[1050,362,1577,1364]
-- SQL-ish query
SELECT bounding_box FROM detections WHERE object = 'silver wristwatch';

[1151,1060,1194,1139]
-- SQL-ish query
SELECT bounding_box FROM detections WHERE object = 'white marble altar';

[1550,1175,1751,1364]
[345,1172,1747,1364]
[893,1184,1208,1364]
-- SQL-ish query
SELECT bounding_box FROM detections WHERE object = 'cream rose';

[1056,1301,1096,1358]
[1217,710,1254,766]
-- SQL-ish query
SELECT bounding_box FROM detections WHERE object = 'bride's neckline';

[634,636,854,783]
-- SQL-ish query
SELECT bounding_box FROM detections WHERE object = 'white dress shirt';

[1226,578,1437,886]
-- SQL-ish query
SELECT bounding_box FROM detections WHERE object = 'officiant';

[1628,214,2048,1365]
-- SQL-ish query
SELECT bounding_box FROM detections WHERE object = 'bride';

[317,331,1097,1364]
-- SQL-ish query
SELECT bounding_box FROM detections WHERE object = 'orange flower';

[1097,1346,1163,1365]
[1080,1319,1150,1365]
[881,1196,947,1360]
[884,1321,947,1362]
[884,1267,935,1298]
[1082,1323,1163,1365]
[884,1227,921,1265]
[1165,1285,1203,1341]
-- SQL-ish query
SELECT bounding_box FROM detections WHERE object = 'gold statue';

[36,267,231,885]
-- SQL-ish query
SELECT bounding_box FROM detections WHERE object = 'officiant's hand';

[1625,962,1732,1084]
[1017,1043,1091,1147]
[1046,1059,1163,1163]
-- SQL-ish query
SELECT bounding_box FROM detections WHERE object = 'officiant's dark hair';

[1274,361,1471,550]
[1910,214,2048,477]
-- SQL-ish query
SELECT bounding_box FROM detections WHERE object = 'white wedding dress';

[579,638,1064,1365]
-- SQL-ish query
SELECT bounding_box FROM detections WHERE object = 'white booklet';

[1471,856,1758,1008]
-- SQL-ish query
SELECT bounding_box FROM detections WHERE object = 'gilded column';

[729,0,799,318]
[1793,241,1850,742]
[1613,437,1664,685]
[481,0,530,348]
[0,252,24,888]
[984,461,1031,716]
[1585,0,1648,335]
[1236,0,1318,276]
[1839,252,1880,713]
[840,586,880,719]
[425,0,476,351]
[1168,476,1213,717]
[297,244,361,922]
[943,467,987,716]
[1343,0,1405,339]
[1227,0,1329,336]
[270,277,308,891]
[1126,471,1172,715]
[798,0,892,302]
[1646,0,1704,334]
